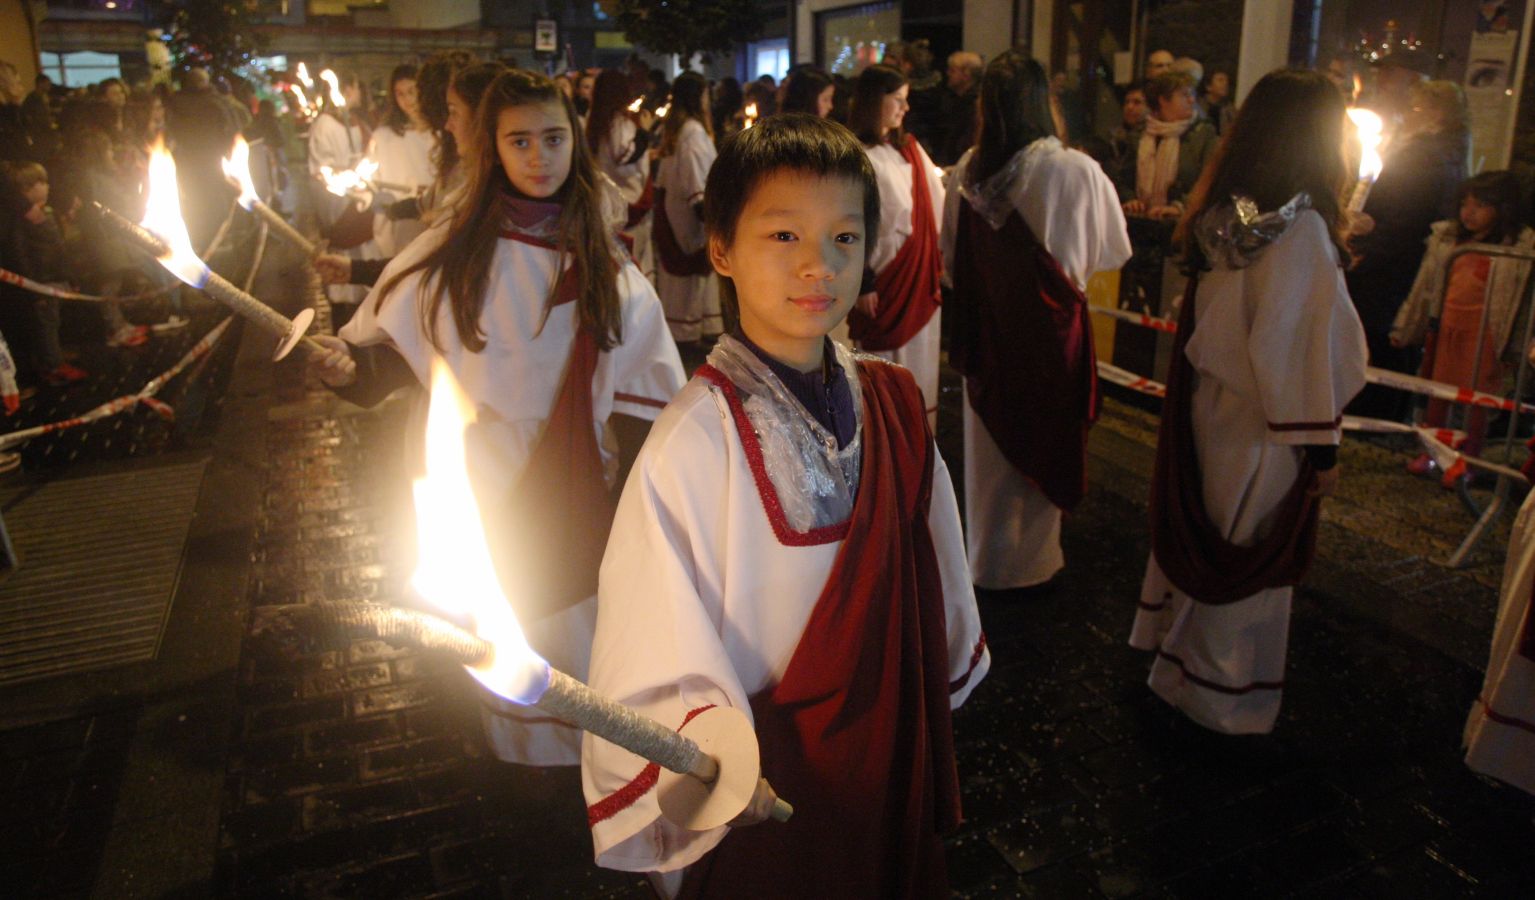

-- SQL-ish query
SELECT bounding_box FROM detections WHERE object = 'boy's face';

[1460,195,1497,237]
[710,171,866,368]
[496,100,573,200]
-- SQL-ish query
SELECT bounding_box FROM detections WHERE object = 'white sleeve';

[939,150,972,282]
[929,447,989,707]
[307,115,352,174]
[583,396,746,874]
[1020,149,1132,289]
[916,140,946,245]
[611,264,688,420]
[675,125,715,205]
[1246,212,1368,445]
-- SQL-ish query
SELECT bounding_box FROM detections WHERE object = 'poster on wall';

[1463,1,1530,170]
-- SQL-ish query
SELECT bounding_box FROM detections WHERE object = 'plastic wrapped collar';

[707,335,863,532]
[1195,192,1311,269]
[960,137,1063,230]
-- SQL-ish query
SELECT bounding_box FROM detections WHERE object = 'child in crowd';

[582,114,988,897]
[652,71,721,345]
[1392,170,1534,485]
[307,69,685,766]
[2,161,86,385]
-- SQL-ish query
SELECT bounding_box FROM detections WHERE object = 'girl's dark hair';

[382,64,419,135]
[586,70,636,158]
[660,71,712,156]
[376,69,624,354]
[712,77,743,137]
[847,64,907,146]
[1457,170,1525,244]
[969,51,1056,184]
[436,62,504,181]
[703,114,880,319]
[779,67,834,116]
[1177,69,1350,269]
[417,50,478,131]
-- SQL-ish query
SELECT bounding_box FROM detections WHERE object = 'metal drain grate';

[0,461,208,687]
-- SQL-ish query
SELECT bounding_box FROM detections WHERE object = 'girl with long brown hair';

[368,63,434,255]
[1130,69,1367,735]
[845,63,946,426]
[587,69,656,280]
[652,71,720,344]
[308,68,686,766]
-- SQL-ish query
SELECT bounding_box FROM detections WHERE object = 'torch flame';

[627,96,644,113]
[319,158,379,197]
[656,103,670,118]
[413,358,549,704]
[296,62,313,89]
[320,68,346,108]
[1347,107,1385,182]
[221,135,260,210]
[289,83,314,118]
[139,139,211,288]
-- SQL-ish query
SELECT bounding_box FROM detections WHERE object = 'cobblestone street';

[4,301,1535,896]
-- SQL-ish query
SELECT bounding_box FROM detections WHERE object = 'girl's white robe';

[580,368,990,881]
[941,141,1131,589]
[308,112,380,307]
[861,139,946,426]
[598,117,655,281]
[367,126,436,256]
[340,223,687,765]
[654,119,719,342]
[1128,210,1366,735]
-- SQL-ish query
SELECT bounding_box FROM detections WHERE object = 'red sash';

[847,136,943,352]
[948,199,1098,512]
[1149,275,1321,604]
[651,187,714,277]
[679,359,961,899]
[487,232,617,621]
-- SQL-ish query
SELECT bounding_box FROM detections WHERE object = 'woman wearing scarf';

[1116,71,1217,221]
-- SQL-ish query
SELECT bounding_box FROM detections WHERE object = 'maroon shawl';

[847,136,943,351]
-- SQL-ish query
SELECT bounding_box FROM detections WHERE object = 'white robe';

[941,141,1131,589]
[341,221,687,765]
[367,126,435,256]
[308,112,380,307]
[598,117,655,282]
[655,119,720,342]
[1128,209,1367,734]
[1463,489,1535,795]
[860,140,946,426]
[581,358,989,885]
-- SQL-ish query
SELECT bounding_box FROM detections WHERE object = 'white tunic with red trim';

[367,126,436,256]
[342,217,687,765]
[1464,489,1535,796]
[598,117,655,281]
[655,118,719,342]
[581,340,987,883]
[1128,209,1366,735]
[861,140,946,424]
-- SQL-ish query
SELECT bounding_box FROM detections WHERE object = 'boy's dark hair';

[1457,170,1525,245]
[703,114,880,322]
[847,64,907,146]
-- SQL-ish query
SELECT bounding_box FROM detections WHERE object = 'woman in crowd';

[777,66,835,118]
[943,52,1131,591]
[652,71,720,344]
[711,77,745,140]
[1116,70,1217,220]
[846,63,946,424]
[587,69,656,280]
[1130,69,1367,735]
[308,69,376,325]
[368,64,435,256]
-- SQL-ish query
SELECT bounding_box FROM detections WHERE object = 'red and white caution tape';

[1094,359,1527,484]
[1088,305,1535,414]
[0,329,17,412]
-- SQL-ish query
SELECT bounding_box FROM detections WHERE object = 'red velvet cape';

[652,187,715,277]
[1149,275,1322,605]
[486,232,617,622]
[947,198,1099,512]
[678,359,962,899]
[847,136,943,352]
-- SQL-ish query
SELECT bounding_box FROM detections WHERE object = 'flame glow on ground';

[413,359,550,705]
[221,136,261,210]
[139,140,212,288]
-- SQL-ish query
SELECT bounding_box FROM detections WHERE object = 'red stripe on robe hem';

[1267,417,1343,432]
[1155,649,1284,694]
[696,365,851,548]
[678,358,961,899]
[847,135,942,352]
[947,195,1099,513]
[949,634,988,694]
[1475,696,1535,736]
[614,391,668,409]
[586,704,717,827]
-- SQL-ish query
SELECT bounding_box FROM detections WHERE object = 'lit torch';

[94,140,321,361]
[656,103,670,119]
[743,102,758,129]
[627,96,644,114]
[296,62,314,90]
[319,68,346,108]
[1347,107,1385,214]
[223,136,320,257]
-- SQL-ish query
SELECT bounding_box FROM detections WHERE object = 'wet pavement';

[3,258,1535,896]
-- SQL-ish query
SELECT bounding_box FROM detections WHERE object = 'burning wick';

[743,102,758,129]
[319,158,383,197]
[413,360,792,829]
[96,140,321,361]
[1347,108,1384,214]
[627,97,644,114]
[320,69,346,108]
[656,103,670,119]
[223,136,320,257]
[295,62,314,89]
